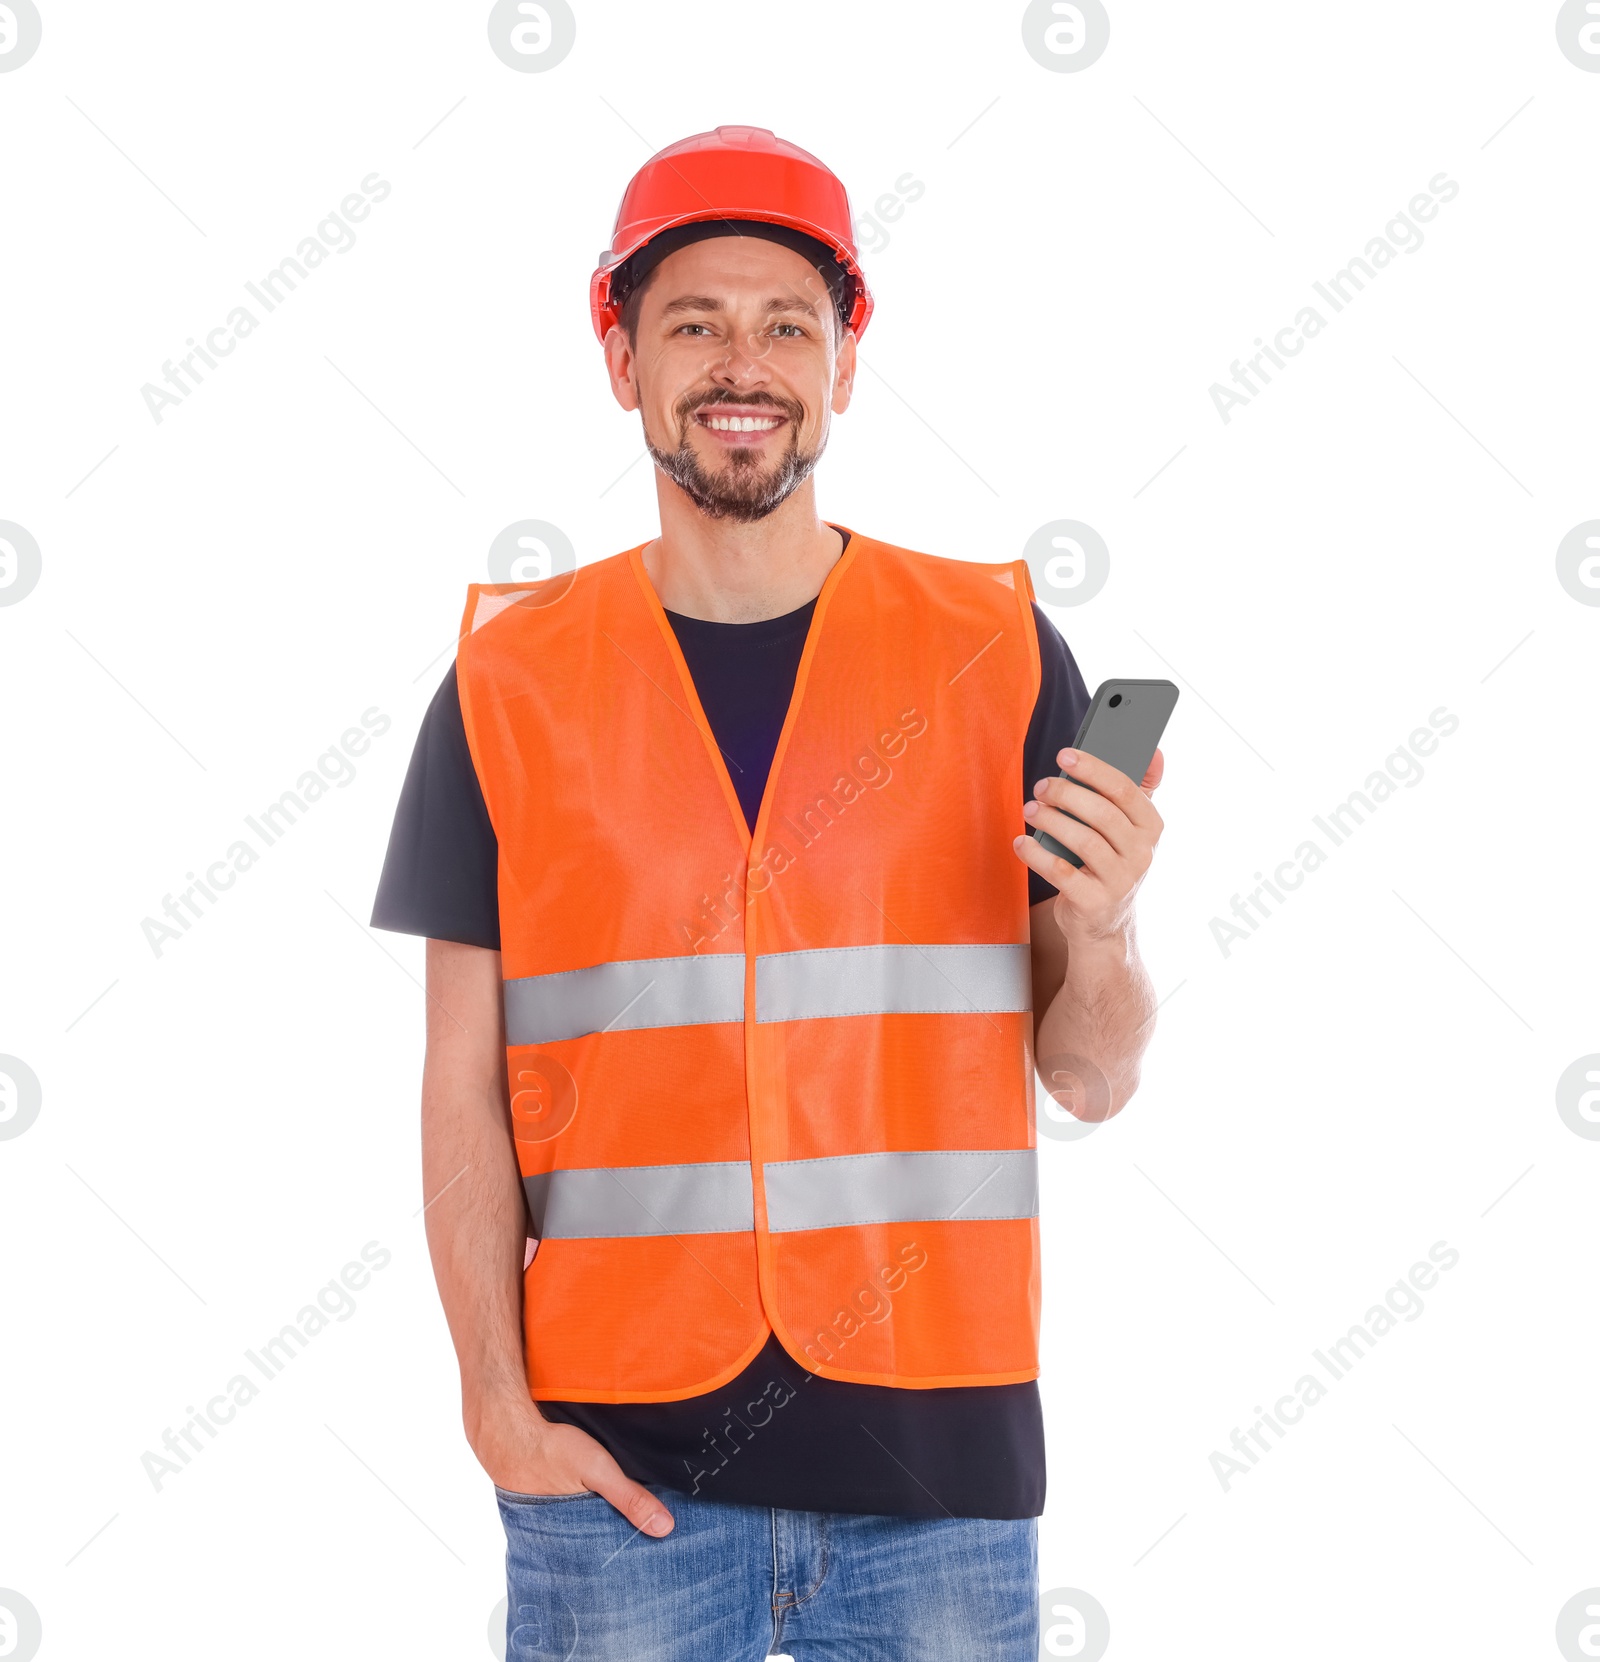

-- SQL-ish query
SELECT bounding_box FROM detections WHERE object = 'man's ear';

[831,328,857,416]
[603,325,640,413]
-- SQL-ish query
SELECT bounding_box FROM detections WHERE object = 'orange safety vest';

[456,528,1043,1402]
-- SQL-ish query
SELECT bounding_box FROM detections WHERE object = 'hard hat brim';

[590,207,873,344]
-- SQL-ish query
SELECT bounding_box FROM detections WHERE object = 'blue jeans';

[496,1482,1039,1661]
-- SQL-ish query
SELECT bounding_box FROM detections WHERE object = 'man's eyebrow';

[658,294,822,320]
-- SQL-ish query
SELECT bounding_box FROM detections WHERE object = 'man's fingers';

[1030,773,1130,857]
[1037,750,1165,849]
[1052,748,1160,830]
[1013,826,1084,889]
[1024,802,1116,876]
[586,1459,675,1536]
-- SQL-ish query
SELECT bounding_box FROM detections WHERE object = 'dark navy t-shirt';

[371,530,1091,1519]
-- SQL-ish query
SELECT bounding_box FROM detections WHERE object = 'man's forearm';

[1034,918,1157,1118]
[419,939,534,1429]
[421,1068,531,1417]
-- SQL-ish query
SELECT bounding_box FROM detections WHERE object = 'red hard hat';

[589,126,873,345]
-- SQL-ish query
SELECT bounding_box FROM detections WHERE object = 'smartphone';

[1031,678,1179,866]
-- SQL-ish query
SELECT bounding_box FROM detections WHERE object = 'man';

[372,126,1165,1662]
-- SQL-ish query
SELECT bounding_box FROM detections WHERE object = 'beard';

[645,395,827,524]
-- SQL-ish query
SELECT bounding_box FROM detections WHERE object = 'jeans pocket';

[493,1483,599,1506]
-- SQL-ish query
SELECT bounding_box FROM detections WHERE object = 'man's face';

[605,234,855,523]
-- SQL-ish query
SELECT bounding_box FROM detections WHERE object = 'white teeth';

[706,414,781,431]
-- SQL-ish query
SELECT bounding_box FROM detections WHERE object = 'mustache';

[679,392,802,423]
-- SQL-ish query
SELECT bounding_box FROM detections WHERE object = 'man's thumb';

[590,1464,675,1536]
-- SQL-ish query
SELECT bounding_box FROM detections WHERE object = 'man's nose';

[706,330,777,380]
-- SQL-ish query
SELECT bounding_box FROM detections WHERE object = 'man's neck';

[641,487,844,623]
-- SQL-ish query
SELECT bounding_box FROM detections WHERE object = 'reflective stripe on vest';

[505,942,1032,1046]
[504,953,744,1046]
[524,1149,1039,1240]
[764,1149,1039,1231]
[524,1160,754,1239]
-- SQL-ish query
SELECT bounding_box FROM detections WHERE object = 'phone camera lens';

[1108,693,1123,707]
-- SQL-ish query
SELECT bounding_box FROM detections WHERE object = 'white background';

[2,2,1597,1658]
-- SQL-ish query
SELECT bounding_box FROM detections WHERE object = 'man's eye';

[774,323,804,337]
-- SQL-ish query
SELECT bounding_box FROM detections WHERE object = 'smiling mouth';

[694,407,790,441]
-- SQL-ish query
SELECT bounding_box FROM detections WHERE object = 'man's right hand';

[467,1391,676,1536]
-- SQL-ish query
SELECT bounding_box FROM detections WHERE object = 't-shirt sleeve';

[369,663,501,949]
[1023,603,1093,906]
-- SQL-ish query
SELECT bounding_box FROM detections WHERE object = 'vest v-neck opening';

[626,526,860,859]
